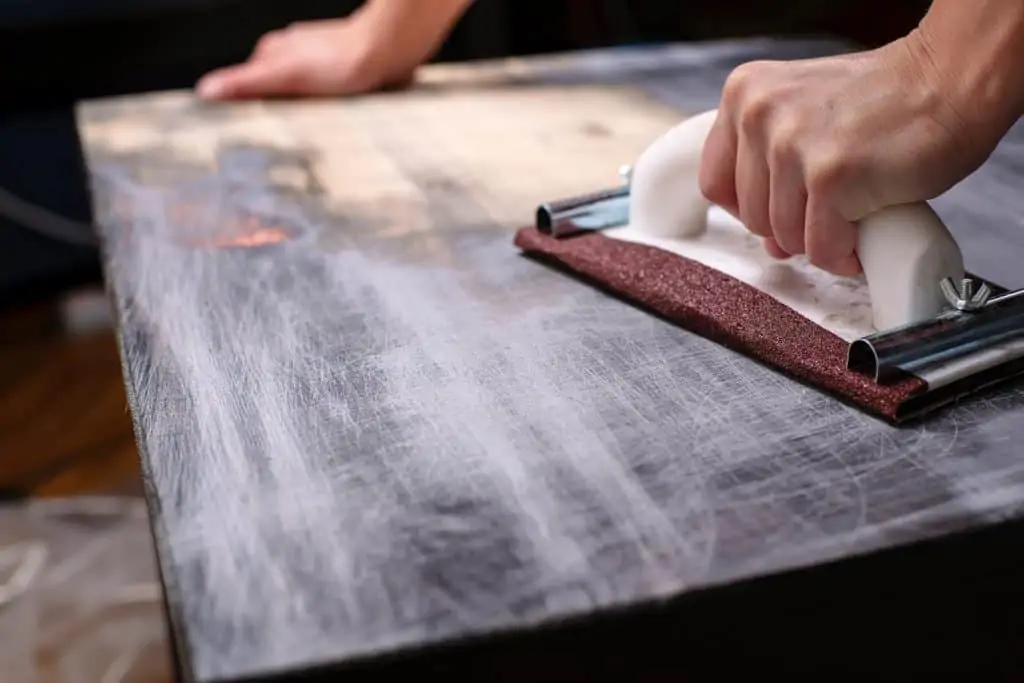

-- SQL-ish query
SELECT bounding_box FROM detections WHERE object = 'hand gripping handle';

[627,109,966,331]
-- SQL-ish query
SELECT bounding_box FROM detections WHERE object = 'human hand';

[697,35,1009,277]
[195,17,411,99]
[195,0,472,100]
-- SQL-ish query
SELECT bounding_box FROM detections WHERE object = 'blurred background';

[0,0,933,317]
[0,0,930,107]
[0,1,931,680]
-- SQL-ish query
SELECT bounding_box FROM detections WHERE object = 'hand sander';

[515,109,1024,423]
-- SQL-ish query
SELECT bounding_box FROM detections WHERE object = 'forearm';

[360,0,476,60]
[912,0,1024,136]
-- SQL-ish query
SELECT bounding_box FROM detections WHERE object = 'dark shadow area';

[220,514,1024,680]
[0,0,931,109]
[0,107,100,309]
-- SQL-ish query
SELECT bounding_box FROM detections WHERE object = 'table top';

[77,38,1024,681]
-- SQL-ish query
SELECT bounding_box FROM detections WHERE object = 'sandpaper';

[513,226,926,421]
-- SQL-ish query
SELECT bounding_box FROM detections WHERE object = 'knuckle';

[738,90,772,136]
[723,61,780,133]
[767,120,801,166]
[722,60,763,104]
[805,153,848,195]
[721,70,747,106]
[256,31,282,49]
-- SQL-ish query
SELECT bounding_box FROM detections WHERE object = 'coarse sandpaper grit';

[514,226,925,421]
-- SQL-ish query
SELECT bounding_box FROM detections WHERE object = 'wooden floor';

[0,286,143,498]
[0,286,173,682]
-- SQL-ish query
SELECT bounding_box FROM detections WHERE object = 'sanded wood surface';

[77,39,1024,681]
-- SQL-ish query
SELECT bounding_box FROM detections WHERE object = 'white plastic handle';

[628,108,966,332]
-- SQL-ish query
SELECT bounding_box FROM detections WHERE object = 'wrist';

[911,0,1024,138]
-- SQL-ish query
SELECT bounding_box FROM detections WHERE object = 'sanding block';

[516,109,1024,423]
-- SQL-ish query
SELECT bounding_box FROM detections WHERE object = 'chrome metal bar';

[894,350,1024,422]
[914,336,1024,390]
[847,277,1024,386]
[535,186,630,237]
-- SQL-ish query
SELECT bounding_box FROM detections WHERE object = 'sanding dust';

[605,207,875,342]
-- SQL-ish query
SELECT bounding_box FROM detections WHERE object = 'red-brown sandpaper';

[514,227,925,421]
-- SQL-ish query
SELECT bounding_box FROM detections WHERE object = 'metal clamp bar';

[535,186,630,237]
[846,276,1024,391]
[535,165,633,238]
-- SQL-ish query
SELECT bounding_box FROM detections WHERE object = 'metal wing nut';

[941,276,992,311]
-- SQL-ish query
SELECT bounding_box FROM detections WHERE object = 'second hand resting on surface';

[195,0,1024,275]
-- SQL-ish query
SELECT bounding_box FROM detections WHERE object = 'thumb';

[196,59,302,100]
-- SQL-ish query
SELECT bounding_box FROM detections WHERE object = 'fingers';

[699,62,861,276]
[766,140,807,256]
[251,30,284,57]
[196,28,293,100]
[251,22,316,58]
[698,111,739,219]
[805,194,862,276]
[197,59,304,100]
[196,22,339,100]
[735,134,771,239]
[762,236,790,259]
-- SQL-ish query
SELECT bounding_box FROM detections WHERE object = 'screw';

[940,276,992,311]
[618,164,633,186]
